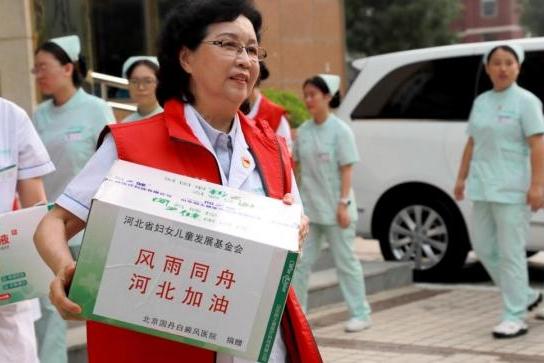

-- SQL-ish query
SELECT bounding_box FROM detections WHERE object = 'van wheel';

[374,195,469,281]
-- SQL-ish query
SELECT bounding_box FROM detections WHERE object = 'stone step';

[306,260,414,311]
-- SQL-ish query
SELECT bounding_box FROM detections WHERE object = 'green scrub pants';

[472,202,538,322]
[34,297,67,363]
[292,222,371,320]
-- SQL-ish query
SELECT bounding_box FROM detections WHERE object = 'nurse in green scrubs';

[454,44,544,339]
[121,56,163,122]
[292,74,371,333]
[32,35,114,363]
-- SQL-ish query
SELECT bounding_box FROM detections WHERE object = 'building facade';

[452,0,524,42]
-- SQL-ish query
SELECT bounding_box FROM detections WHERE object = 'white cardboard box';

[0,204,54,306]
[69,160,301,362]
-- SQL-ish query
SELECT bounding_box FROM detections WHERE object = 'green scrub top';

[467,83,544,204]
[293,113,359,225]
[33,88,114,201]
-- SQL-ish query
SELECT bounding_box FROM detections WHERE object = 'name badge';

[317,152,330,162]
[66,131,83,142]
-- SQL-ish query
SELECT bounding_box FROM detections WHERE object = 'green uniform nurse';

[32,35,114,363]
[292,74,371,333]
[121,56,163,122]
[454,44,544,339]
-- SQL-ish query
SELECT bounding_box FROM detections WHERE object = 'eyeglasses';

[31,64,60,76]
[202,40,267,61]
[128,78,157,87]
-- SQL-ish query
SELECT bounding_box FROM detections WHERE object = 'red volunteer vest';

[254,96,286,133]
[88,99,322,363]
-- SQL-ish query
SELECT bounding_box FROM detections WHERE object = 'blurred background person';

[32,34,114,363]
[454,44,544,339]
[121,56,162,122]
[245,61,292,151]
[292,74,371,333]
[0,96,55,363]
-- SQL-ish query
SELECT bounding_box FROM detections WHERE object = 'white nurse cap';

[122,56,159,78]
[318,74,341,95]
[482,43,525,64]
[49,35,81,62]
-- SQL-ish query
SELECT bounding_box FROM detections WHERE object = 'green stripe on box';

[258,250,298,363]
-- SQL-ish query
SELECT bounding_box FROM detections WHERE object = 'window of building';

[350,55,482,121]
[481,0,498,18]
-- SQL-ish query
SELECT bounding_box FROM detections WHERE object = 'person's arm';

[454,137,474,201]
[34,206,85,319]
[527,134,544,211]
[337,163,353,229]
[16,177,47,207]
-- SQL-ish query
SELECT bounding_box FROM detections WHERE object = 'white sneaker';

[344,317,372,333]
[492,320,528,339]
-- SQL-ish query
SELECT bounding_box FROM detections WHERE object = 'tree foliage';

[345,0,461,56]
[520,0,544,36]
[262,88,310,129]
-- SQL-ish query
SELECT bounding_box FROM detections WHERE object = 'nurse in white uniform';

[0,97,55,363]
[454,44,544,338]
[32,34,114,363]
[121,56,163,122]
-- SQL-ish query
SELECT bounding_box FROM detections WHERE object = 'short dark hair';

[156,0,262,105]
[303,75,341,108]
[126,60,160,79]
[35,42,87,87]
[256,61,270,87]
[485,45,519,64]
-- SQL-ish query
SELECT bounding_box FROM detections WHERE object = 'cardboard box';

[69,160,301,362]
[0,204,54,306]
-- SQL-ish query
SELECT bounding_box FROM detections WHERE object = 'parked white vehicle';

[337,37,544,280]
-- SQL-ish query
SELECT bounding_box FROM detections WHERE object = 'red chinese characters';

[128,247,238,315]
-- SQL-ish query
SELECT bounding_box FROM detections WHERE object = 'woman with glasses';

[122,56,163,122]
[454,44,544,338]
[292,74,372,333]
[31,35,114,363]
[34,1,321,362]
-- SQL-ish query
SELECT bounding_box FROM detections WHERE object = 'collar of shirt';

[190,106,237,150]
[49,88,87,114]
[247,93,262,119]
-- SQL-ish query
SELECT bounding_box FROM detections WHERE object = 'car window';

[476,50,544,109]
[351,55,482,121]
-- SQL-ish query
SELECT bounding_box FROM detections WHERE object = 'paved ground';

[310,239,544,362]
[310,284,544,362]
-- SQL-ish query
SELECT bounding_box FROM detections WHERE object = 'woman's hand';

[336,203,351,229]
[527,184,544,212]
[282,193,309,251]
[454,179,465,201]
[49,263,83,320]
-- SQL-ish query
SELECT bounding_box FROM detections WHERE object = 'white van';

[337,37,544,280]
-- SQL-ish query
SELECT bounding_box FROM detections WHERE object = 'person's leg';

[34,296,68,363]
[323,223,371,321]
[471,201,501,286]
[292,223,325,312]
[0,301,39,363]
[494,203,531,323]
